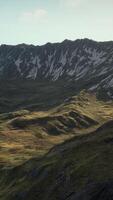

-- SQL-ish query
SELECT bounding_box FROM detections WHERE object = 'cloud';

[20,8,48,24]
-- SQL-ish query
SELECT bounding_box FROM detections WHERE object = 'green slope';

[1,120,113,199]
[0,91,113,167]
[0,90,113,199]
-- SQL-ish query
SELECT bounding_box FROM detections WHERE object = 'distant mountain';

[0,38,113,98]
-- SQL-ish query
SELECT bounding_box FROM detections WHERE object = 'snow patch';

[15,58,22,73]
[26,67,37,80]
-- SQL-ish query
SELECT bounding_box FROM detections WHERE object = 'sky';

[0,0,113,45]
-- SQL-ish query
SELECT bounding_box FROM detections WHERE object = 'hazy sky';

[0,0,113,45]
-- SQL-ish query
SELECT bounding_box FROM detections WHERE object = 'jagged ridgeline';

[0,39,113,99]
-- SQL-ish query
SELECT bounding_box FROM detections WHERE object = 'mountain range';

[0,38,113,99]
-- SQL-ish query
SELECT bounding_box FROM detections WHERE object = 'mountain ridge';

[0,38,113,99]
[1,38,113,47]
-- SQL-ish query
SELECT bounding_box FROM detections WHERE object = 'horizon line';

[0,38,113,47]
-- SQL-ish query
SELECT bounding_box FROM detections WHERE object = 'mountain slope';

[1,38,113,199]
[0,80,80,113]
[1,120,113,200]
[0,39,113,99]
[0,92,113,167]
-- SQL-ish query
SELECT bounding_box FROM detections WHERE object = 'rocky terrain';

[0,39,113,99]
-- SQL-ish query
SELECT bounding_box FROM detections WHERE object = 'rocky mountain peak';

[0,38,113,98]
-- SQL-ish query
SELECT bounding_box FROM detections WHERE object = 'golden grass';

[0,91,113,167]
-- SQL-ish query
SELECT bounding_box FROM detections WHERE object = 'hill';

[0,92,113,168]
[1,119,113,199]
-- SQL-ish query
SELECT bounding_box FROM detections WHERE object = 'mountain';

[1,119,113,200]
[1,39,113,200]
[0,38,113,99]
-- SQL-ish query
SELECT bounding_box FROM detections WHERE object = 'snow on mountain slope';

[0,38,113,98]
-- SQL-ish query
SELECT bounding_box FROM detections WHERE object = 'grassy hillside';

[1,120,113,199]
[0,91,113,168]
[0,89,113,199]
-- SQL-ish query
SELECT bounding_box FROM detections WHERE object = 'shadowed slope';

[1,120,113,199]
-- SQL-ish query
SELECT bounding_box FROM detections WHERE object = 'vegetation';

[0,80,79,113]
[1,120,113,199]
[0,91,113,168]
[0,84,113,199]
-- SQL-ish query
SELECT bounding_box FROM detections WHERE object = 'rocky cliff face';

[0,38,113,98]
